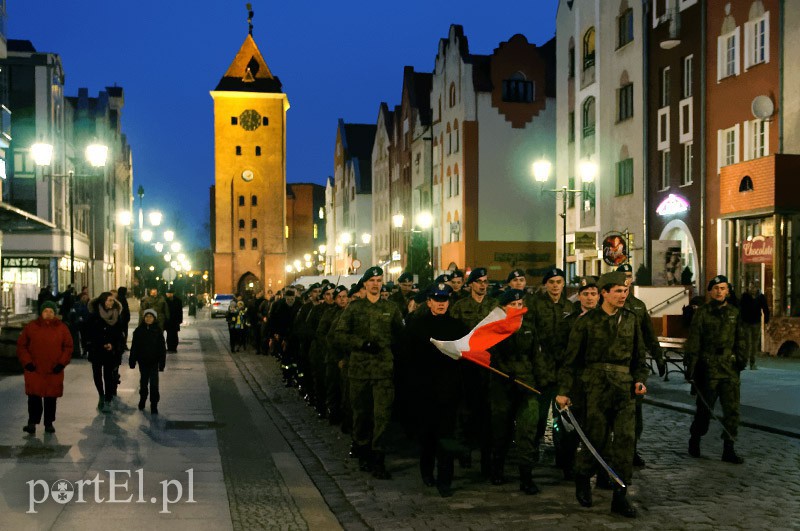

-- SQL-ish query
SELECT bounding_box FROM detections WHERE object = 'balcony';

[719,154,800,217]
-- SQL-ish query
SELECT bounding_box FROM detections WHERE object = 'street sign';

[162,267,178,282]
[352,259,362,271]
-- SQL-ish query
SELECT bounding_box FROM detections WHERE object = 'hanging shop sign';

[741,235,773,264]
[574,231,597,250]
[602,233,628,266]
[656,194,690,216]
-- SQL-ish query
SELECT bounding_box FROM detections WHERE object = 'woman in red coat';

[17,300,73,434]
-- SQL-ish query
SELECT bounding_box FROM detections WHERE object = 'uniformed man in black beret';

[389,272,414,315]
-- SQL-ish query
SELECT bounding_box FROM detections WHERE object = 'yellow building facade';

[211,34,289,295]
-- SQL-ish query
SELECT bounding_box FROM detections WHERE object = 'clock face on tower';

[239,109,261,131]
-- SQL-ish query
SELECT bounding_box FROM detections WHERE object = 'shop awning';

[0,202,56,231]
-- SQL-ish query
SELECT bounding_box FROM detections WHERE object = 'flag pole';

[484,365,541,395]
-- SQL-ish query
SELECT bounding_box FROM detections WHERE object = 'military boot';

[371,452,392,480]
[575,475,592,507]
[358,447,372,471]
[610,485,637,518]
[688,436,701,458]
[518,466,541,495]
[721,440,744,464]
[595,472,613,490]
[490,453,506,485]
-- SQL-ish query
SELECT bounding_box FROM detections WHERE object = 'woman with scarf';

[87,292,124,411]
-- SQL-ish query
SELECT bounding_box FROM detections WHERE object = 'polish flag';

[430,306,527,368]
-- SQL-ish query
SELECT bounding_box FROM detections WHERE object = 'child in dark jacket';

[129,309,167,414]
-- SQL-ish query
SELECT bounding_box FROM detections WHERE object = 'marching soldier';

[529,268,571,460]
[449,267,498,475]
[308,284,336,417]
[291,284,321,400]
[685,275,746,464]
[318,285,348,425]
[617,263,666,466]
[388,272,414,315]
[554,276,599,479]
[556,271,648,518]
[447,269,467,300]
[333,266,404,479]
[488,289,543,495]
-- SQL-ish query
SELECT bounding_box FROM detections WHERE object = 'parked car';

[210,294,235,318]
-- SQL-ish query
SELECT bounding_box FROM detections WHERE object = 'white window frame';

[661,66,671,107]
[681,142,693,186]
[717,27,741,81]
[660,149,671,191]
[683,54,693,98]
[657,107,670,150]
[744,119,769,160]
[717,124,740,173]
[679,97,693,143]
[745,12,770,69]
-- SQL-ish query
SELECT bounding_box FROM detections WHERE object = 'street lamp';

[148,211,163,227]
[361,233,372,245]
[170,241,181,253]
[392,213,404,228]
[163,229,175,242]
[142,229,153,243]
[31,140,107,285]
[416,211,434,282]
[154,242,164,253]
[339,232,352,245]
[532,158,597,278]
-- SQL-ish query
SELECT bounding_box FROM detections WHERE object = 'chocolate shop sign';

[741,236,773,264]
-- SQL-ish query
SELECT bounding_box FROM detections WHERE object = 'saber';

[688,379,736,442]
[559,407,626,488]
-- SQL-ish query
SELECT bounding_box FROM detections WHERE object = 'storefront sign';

[602,234,628,266]
[742,235,773,264]
[656,194,690,216]
[574,232,596,250]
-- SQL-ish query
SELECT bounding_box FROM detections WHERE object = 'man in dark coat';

[164,289,183,352]
[129,309,167,414]
[405,283,465,497]
[739,281,769,369]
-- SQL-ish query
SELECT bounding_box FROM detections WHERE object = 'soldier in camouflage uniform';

[388,272,414,315]
[556,271,648,518]
[333,266,404,479]
[449,267,498,475]
[488,289,543,495]
[554,276,599,479]
[447,269,467,301]
[292,284,321,401]
[529,268,571,459]
[308,284,336,418]
[319,285,348,425]
[617,263,666,467]
[685,275,746,464]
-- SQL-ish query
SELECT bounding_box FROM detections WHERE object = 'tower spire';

[246,3,254,35]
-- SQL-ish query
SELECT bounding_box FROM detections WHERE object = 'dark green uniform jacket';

[684,301,745,380]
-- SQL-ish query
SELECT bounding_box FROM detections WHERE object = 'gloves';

[657,361,667,378]
[52,364,65,374]
[24,363,36,372]
[159,365,165,372]
[129,362,136,369]
[361,341,380,354]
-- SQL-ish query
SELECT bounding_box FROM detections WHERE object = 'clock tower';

[211,24,289,295]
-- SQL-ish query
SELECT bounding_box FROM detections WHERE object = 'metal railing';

[647,287,690,315]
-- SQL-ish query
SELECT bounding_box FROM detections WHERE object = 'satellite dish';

[751,95,774,120]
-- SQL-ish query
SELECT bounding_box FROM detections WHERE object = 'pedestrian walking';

[739,281,770,369]
[72,292,91,357]
[140,288,169,330]
[116,287,131,351]
[685,275,747,464]
[37,285,56,313]
[227,300,249,352]
[129,309,167,415]
[164,289,183,352]
[556,271,648,517]
[87,292,125,412]
[333,266,404,479]
[17,301,73,434]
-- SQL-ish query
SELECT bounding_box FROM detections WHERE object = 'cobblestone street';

[223,320,800,530]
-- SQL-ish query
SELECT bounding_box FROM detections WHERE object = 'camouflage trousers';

[489,376,540,465]
[690,377,740,442]
[350,377,394,451]
[575,380,636,484]
[741,322,761,366]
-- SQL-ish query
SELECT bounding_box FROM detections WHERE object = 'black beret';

[577,276,599,292]
[333,285,348,297]
[707,275,729,291]
[435,273,452,283]
[380,285,388,293]
[466,268,488,284]
[616,263,633,273]
[498,289,525,306]
[347,283,363,297]
[598,271,627,289]
[412,289,430,304]
[542,268,566,284]
[360,266,384,283]
[320,284,335,294]
[428,283,453,301]
[450,269,465,279]
[507,268,526,283]
[397,272,413,283]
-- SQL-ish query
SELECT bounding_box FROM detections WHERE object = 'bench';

[654,336,686,381]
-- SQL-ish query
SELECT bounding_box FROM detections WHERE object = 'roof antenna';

[246,3,254,36]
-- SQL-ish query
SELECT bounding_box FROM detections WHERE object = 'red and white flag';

[430,306,527,368]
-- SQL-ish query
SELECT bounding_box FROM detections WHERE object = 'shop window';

[739,175,754,192]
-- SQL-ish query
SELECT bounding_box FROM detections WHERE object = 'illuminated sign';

[656,194,690,216]
[602,234,628,266]
[742,235,773,264]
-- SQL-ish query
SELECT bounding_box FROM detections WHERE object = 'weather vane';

[246,3,254,35]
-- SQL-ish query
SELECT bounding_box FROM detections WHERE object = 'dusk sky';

[10,1,558,247]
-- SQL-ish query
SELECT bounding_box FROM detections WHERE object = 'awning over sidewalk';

[0,202,56,231]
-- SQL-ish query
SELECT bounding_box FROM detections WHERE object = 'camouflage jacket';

[140,295,170,329]
[625,294,665,365]
[332,297,404,379]
[489,312,541,385]
[684,302,745,380]
[556,306,590,394]
[388,290,412,315]
[325,308,348,363]
[449,295,499,331]
[316,304,342,362]
[557,306,648,397]
[530,291,572,385]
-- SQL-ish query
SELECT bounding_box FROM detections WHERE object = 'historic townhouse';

[370,103,393,267]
